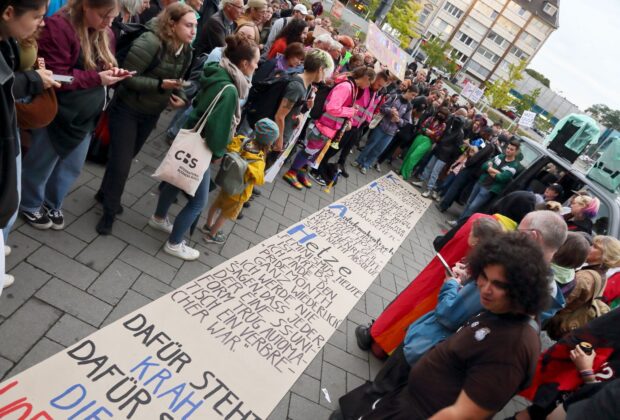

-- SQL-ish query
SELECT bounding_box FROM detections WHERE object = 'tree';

[484,59,527,109]
[535,114,554,133]
[420,37,450,70]
[514,88,541,114]
[525,68,550,87]
[586,104,620,130]
[385,0,421,46]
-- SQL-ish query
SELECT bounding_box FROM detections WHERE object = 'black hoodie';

[434,116,465,162]
[0,39,18,228]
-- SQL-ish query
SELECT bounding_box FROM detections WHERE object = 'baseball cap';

[293,4,308,14]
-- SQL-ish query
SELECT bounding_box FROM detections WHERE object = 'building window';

[487,31,509,49]
[529,18,551,36]
[499,60,511,72]
[419,6,431,24]
[468,60,491,78]
[477,46,501,63]
[456,31,478,48]
[496,16,519,36]
[510,46,530,60]
[443,1,464,19]
[517,6,526,16]
[520,32,541,49]
[543,2,558,16]
[433,19,454,35]
[451,49,469,64]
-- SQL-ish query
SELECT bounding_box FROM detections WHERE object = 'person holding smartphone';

[20,0,133,231]
[96,2,195,235]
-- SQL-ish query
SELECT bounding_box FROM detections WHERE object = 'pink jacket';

[316,80,357,138]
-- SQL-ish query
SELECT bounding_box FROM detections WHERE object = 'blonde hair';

[153,2,195,51]
[67,0,118,70]
[592,235,620,268]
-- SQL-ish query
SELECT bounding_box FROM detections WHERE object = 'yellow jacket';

[226,135,266,202]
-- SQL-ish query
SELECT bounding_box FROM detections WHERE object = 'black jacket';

[195,9,235,56]
[434,116,465,162]
[0,39,19,228]
[465,140,500,177]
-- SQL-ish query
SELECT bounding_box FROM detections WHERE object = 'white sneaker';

[374,163,382,172]
[148,216,173,233]
[351,161,359,167]
[3,274,14,289]
[432,191,440,201]
[447,220,458,227]
[421,190,431,198]
[410,180,424,187]
[164,241,200,261]
[4,245,10,257]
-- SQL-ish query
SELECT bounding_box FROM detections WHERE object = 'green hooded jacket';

[185,62,239,158]
[115,20,192,115]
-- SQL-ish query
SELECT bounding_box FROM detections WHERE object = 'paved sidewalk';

[0,109,526,419]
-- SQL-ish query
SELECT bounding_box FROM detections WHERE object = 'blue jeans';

[154,167,211,245]
[439,166,475,211]
[437,173,456,195]
[166,104,193,139]
[21,128,91,213]
[458,182,493,223]
[421,155,447,191]
[355,126,394,169]
[3,150,21,242]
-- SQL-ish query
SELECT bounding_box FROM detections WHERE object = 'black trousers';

[338,344,410,420]
[99,101,159,215]
[317,126,361,175]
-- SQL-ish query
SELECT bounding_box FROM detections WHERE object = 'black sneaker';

[308,169,327,186]
[355,324,373,351]
[253,188,262,197]
[339,163,349,178]
[21,209,52,230]
[42,203,65,230]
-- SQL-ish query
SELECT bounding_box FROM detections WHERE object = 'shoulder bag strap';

[193,84,235,133]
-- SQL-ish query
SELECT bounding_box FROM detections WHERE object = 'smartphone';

[436,252,455,277]
[52,74,74,84]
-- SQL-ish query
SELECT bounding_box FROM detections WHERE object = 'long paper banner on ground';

[0,172,429,419]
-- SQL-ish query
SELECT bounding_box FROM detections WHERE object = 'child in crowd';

[203,118,279,244]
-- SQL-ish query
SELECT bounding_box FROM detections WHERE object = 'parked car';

[499,106,518,120]
[487,136,619,237]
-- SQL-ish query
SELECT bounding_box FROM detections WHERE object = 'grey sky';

[528,0,620,111]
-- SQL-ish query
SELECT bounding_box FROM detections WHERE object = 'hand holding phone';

[52,74,74,84]
[437,252,455,278]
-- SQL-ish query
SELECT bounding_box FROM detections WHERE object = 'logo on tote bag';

[174,150,198,169]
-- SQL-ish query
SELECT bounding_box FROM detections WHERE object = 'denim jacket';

[403,279,483,365]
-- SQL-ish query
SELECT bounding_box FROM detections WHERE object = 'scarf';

[551,263,575,285]
[219,56,250,128]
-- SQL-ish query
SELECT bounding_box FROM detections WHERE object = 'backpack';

[309,79,356,120]
[244,74,304,129]
[214,139,261,195]
[113,21,162,74]
[546,270,611,340]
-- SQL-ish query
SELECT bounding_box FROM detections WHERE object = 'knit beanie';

[254,118,280,145]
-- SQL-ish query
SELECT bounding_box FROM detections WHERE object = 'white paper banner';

[0,173,430,419]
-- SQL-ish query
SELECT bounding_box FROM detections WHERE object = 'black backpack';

[113,21,162,74]
[309,79,355,120]
[244,74,303,128]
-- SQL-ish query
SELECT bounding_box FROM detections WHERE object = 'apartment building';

[414,0,559,84]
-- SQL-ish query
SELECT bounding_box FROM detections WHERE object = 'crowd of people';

[1,0,620,418]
